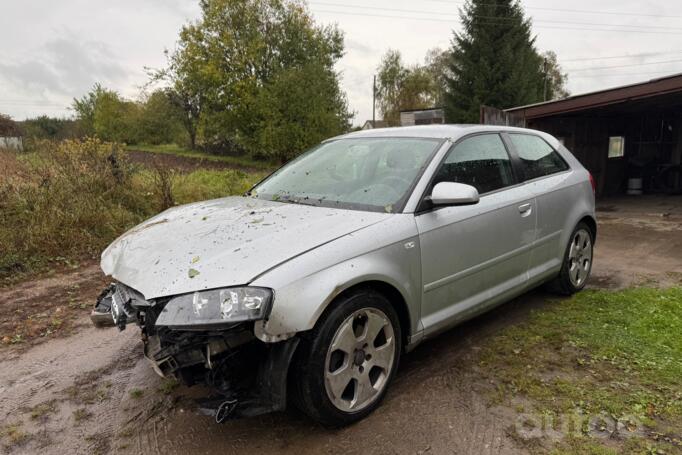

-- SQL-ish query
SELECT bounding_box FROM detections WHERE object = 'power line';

[421,0,682,20]
[571,70,681,79]
[311,8,682,75]
[311,1,682,31]
[562,51,682,62]
[312,5,682,68]
[312,9,682,35]
[567,58,682,72]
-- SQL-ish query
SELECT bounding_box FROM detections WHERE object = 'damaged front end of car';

[91,282,299,423]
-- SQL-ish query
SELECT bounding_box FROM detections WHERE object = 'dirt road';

[1,196,681,455]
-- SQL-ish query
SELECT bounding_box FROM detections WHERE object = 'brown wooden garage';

[482,74,682,197]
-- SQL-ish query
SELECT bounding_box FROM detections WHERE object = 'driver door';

[416,133,537,337]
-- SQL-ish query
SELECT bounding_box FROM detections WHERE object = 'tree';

[157,0,350,158]
[0,114,20,136]
[72,83,108,135]
[149,49,204,149]
[139,90,185,145]
[376,50,408,126]
[72,85,141,143]
[251,60,351,162]
[424,48,452,108]
[444,0,546,123]
[92,91,141,144]
[20,116,80,140]
[376,50,443,126]
[542,51,569,100]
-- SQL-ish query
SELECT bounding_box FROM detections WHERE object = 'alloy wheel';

[324,308,396,413]
[568,228,592,287]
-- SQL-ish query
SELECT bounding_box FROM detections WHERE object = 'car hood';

[101,196,390,299]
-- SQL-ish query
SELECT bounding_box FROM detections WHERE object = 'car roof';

[329,124,551,142]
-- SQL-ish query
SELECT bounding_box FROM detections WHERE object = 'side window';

[509,134,569,181]
[433,134,515,194]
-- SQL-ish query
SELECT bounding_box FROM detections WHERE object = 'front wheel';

[290,289,401,427]
[549,222,594,295]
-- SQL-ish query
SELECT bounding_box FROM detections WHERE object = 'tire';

[290,288,402,427]
[548,222,594,295]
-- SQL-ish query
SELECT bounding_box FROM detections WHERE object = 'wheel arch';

[317,280,412,348]
[578,215,597,243]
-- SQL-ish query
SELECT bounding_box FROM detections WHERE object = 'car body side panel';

[525,173,594,285]
[523,140,596,286]
[249,215,422,341]
[415,185,537,338]
[529,176,595,284]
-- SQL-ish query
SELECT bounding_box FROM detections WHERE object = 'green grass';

[30,400,57,420]
[126,143,276,170]
[168,168,267,204]
[0,423,30,448]
[128,388,144,399]
[72,408,92,423]
[479,288,682,454]
[157,378,179,395]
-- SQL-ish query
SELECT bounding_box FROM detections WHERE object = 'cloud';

[345,39,376,57]
[0,35,128,99]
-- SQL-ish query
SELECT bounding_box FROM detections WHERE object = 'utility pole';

[372,75,376,126]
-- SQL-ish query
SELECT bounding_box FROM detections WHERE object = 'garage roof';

[507,73,682,119]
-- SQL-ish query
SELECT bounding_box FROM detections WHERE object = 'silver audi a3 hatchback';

[93,125,596,426]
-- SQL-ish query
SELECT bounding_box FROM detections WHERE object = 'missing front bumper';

[144,330,300,420]
[92,282,300,420]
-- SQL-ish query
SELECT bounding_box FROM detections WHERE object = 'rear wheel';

[290,288,401,427]
[549,222,594,295]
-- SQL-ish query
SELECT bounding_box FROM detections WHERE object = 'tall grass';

[0,139,263,280]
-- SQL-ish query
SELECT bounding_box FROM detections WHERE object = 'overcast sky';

[1,0,682,125]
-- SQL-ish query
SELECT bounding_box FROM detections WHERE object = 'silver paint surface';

[101,125,596,346]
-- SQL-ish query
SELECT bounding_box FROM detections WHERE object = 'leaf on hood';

[188,268,200,279]
[191,256,200,264]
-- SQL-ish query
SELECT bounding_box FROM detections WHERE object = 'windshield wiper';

[278,196,319,207]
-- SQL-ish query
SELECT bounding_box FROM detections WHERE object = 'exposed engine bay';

[92,283,299,422]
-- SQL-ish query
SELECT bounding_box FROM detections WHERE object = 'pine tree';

[444,0,545,123]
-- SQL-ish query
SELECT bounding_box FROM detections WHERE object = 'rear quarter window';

[509,134,569,181]
[433,134,515,195]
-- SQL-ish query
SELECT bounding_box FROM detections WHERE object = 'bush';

[0,138,261,279]
[200,136,247,157]
[20,116,82,140]
[0,139,149,276]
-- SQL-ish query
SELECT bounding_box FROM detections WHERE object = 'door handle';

[518,203,532,216]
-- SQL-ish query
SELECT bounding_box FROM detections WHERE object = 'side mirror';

[430,182,479,206]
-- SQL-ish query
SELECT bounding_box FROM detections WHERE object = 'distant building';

[0,137,23,150]
[361,120,389,130]
[400,108,445,127]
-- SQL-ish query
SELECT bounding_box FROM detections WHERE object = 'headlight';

[154,287,273,329]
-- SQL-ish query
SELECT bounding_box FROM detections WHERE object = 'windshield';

[250,137,441,212]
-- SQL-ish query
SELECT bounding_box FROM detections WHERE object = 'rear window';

[509,134,569,181]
